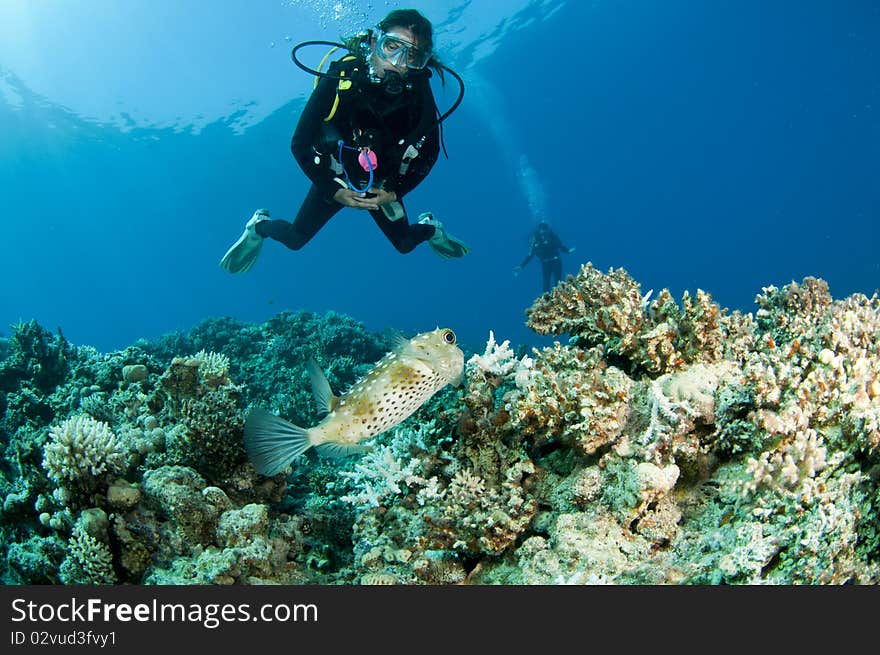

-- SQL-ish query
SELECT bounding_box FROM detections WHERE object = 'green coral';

[599,458,642,523]
[709,377,766,455]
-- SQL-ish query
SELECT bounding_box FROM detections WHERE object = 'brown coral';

[525,263,646,349]
[512,343,633,456]
[420,466,537,557]
[524,264,737,375]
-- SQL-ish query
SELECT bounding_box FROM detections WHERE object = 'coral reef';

[1,269,878,585]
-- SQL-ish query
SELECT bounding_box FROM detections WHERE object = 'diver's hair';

[342,8,445,82]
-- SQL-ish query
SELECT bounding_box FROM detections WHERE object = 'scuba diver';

[513,221,575,293]
[220,9,469,274]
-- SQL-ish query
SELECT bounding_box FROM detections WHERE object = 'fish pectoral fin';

[307,357,338,416]
[314,442,372,460]
[396,340,432,363]
[393,333,434,362]
[389,330,409,352]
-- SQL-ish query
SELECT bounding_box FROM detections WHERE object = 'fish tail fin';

[244,408,313,476]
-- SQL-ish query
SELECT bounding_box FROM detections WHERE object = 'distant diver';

[220,9,469,274]
[513,220,575,293]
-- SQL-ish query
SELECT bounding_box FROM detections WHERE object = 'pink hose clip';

[358,148,378,172]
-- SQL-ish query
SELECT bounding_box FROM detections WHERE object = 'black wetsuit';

[256,55,440,253]
[519,227,571,293]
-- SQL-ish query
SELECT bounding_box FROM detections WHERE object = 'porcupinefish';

[244,327,465,476]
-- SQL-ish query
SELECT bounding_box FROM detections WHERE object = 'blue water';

[1,0,877,354]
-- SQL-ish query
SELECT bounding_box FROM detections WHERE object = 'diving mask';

[374,31,431,70]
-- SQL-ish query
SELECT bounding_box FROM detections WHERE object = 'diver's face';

[370,27,419,77]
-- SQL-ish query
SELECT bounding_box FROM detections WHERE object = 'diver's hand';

[371,188,398,207]
[512,266,522,276]
[334,188,380,211]
[567,247,576,254]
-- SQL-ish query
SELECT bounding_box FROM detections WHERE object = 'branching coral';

[420,463,536,556]
[192,350,231,387]
[340,332,540,577]
[58,509,116,585]
[525,263,738,375]
[455,335,534,486]
[637,362,734,466]
[754,277,833,346]
[5,286,879,586]
[525,263,647,354]
[2,320,72,396]
[43,415,129,496]
[468,330,534,384]
[512,343,633,456]
[740,428,832,505]
[512,269,879,584]
[152,353,246,481]
[339,444,425,508]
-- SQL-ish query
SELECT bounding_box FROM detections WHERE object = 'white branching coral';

[61,521,117,584]
[339,445,427,508]
[468,330,516,376]
[637,363,732,464]
[447,469,486,500]
[193,349,230,384]
[338,420,454,508]
[467,330,534,389]
[741,428,831,503]
[401,418,450,452]
[43,415,128,488]
[639,377,682,447]
[432,464,536,555]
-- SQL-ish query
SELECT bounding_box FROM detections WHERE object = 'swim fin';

[417,212,469,259]
[219,209,269,274]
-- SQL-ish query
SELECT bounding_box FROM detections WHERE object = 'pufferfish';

[244,327,464,476]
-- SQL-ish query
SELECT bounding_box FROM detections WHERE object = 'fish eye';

[442,329,456,344]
